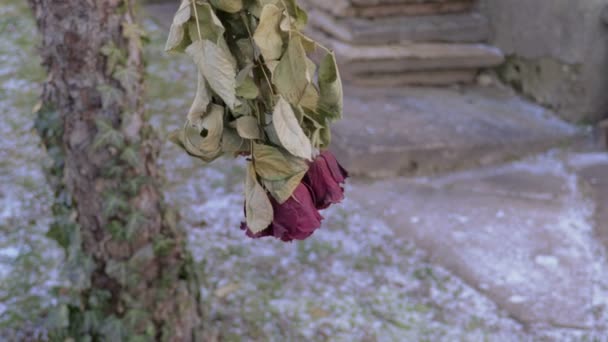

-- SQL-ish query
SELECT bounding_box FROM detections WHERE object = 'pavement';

[349,151,608,334]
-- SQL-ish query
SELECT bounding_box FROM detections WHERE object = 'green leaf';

[165,0,192,52]
[120,146,140,168]
[105,260,129,286]
[263,169,306,203]
[245,163,273,233]
[45,305,69,330]
[252,142,307,181]
[236,116,262,139]
[272,96,312,160]
[187,40,237,109]
[318,51,343,120]
[210,0,243,13]
[129,245,155,270]
[94,119,125,149]
[253,4,284,62]
[188,3,226,43]
[272,35,309,104]
[100,316,127,341]
[188,71,212,123]
[236,76,260,99]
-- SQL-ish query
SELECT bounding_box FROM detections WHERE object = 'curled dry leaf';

[318,51,343,121]
[187,71,212,123]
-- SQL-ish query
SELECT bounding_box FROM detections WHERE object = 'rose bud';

[303,150,349,210]
[241,182,323,242]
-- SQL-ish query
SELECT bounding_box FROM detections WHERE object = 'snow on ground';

[0,1,604,340]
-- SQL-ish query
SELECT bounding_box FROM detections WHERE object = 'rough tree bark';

[28,1,203,340]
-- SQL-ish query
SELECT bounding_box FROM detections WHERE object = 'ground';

[1,1,607,341]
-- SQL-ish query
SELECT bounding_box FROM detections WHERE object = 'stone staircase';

[297,0,591,177]
[302,0,504,86]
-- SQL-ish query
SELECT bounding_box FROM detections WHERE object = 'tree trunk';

[28,1,203,340]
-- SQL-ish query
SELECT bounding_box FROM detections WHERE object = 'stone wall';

[482,0,608,123]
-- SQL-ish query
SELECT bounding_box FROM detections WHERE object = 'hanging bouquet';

[166,0,347,241]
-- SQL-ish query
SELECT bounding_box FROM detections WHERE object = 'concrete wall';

[482,0,608,123]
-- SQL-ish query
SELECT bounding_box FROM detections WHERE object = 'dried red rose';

[303,150,348,210]
[241,151,348,241]
[241,182,323,242]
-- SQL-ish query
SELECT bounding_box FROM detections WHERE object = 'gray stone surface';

[308,9,489,44]
[331,85,583,177]
[567,153,608,251]
[342,69,477,86]
[348,153,608,329]
[482,0,608,123]
[306,28,503,80]
[302,0,473,18]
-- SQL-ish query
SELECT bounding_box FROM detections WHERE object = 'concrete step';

[341,69,479,86]
[331,84,586,177]
[302,0,474,18]
[307,9,490,44]
[306,28,504,85]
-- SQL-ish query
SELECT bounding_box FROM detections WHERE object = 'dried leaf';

[210,0,243,13]
[236,116,262,139]
[188,3,225,43]
[272,97,312,160]
[318,51,343,120]
[253,142,308,181]
[299,58,319,109]
[165,0,191,52]
[236,38,255,63]
[299,84,319,110]
[170,104,224,161]
[222,127,249,153]
[233,101,253,117]
[187,40,237,109]
[245,163,273,233]
[236,77,260,99]
[187,71,212,123]
[300,33,316,53]
[253,4,284,62]
[272,36,308,104]
[197,103,224,153]
[263,169,306,203]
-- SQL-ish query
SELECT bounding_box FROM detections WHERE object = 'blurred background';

[2,0,608,340]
